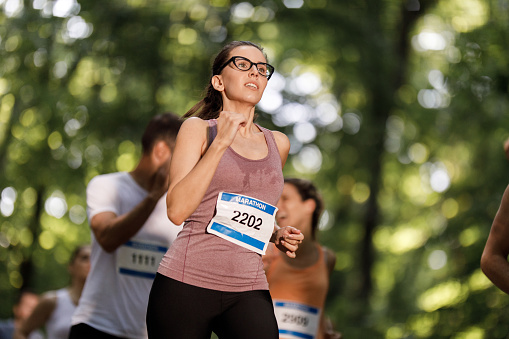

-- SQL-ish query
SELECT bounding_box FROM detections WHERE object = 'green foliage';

[1,0,509,337]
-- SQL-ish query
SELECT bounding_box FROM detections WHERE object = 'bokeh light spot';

[459,227,480,247]
[351,182,370,204]
[430,168,450,193]
[292,145,322,174]
[116,153,136,172]
[45,194,68,219]
[48,131,63,150]
[9,271,22,288]
[428,250,447,270]
[69,205,87,224]
[293,122,316,143]
[283,0,304,9]
[442,198,459,219]
[39,230,56,250]
[19,228,33,247]
[178,28,197,45]
[408,143,429,164]
[418,280,467,312]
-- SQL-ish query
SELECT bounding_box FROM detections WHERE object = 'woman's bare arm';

[166,113,247,224]
[272,130,290,167]
[481,184,509,293]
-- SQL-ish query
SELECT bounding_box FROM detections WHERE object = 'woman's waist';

[162,231,264,276]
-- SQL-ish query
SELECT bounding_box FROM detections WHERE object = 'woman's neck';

[221,103,258,136]
[68,278,86,305]
[222,101,255,118]
[282,240,320,268]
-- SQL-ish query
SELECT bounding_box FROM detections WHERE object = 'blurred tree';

[1,0,509,338]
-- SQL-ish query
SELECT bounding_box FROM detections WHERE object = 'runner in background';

[0,290,42,339]
[265,178,342,339]
[69,113,183,339]
[14,245,91,339]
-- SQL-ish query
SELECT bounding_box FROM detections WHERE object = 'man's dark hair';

[284,177,324,240]
[141,112,183,153]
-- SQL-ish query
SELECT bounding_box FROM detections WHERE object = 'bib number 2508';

[231,211,262,230]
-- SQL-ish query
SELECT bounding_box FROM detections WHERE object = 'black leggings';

[68,323,125,339]
[146,273,278,339]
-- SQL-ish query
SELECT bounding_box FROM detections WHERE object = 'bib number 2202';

[231,211,262,230]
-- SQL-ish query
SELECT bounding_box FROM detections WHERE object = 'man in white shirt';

[69,113,183,339]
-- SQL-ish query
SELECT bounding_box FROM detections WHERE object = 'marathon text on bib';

[273,300,321,339]
[206,192,277,255]
[116,240,168,279]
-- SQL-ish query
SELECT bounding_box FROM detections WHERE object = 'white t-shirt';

[72,172,182,339]
[45,288,75,339]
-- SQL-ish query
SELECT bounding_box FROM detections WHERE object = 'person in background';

[264,178,342,339]
[69,113,183,339]
[481,137,509,293]
[0,290,43,339]
[146,41,303,339]
[13,245,91,339]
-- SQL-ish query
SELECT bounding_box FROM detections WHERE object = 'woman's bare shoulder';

[271,130,290,145]
[181,117,209,129]
[271,130,290,159]
[174,117,211,156]
[177,117,209,140]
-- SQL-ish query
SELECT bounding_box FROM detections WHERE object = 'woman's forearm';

[167,141,227,224]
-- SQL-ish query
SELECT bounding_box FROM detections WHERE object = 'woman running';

[147,40,304,339]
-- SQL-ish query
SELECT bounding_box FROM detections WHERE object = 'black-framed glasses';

[218,56,275,80]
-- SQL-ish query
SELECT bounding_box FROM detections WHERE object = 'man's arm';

[92,164,169,253]
[92,199,159,253]
[481,184,509,293]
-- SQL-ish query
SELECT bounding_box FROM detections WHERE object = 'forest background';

[1,0,509,338]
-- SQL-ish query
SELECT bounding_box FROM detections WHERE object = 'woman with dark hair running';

[264,178,341,339]
[146,41,304,339]
[14,245,91,339]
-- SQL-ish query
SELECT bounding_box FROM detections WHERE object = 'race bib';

[116,240,168,279]
[273,300,321,339]
[206,192,277,255]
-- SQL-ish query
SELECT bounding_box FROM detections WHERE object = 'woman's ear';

[211,75,224,92]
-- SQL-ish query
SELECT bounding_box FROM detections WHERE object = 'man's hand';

[271,226,304,258]
[149,160,171,201]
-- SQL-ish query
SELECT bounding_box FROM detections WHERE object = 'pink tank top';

[158,119,284,292]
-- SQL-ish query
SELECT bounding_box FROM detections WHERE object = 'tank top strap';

[255,123,279,155]
[207,120,278,156]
